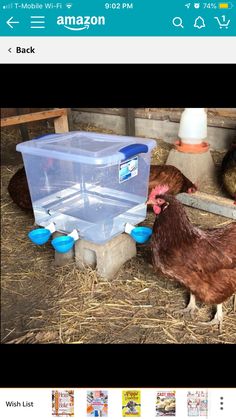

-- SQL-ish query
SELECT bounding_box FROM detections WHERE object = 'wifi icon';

[66,3,73,8]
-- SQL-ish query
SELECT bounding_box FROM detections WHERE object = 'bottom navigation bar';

[0,388,235,418]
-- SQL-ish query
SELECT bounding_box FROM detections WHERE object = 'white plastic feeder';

[176,108,209,153]
[166,107,216,186]
[45,222,56,234]
[124,222,135,235]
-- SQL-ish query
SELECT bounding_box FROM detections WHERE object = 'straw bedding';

[1,125,235,344]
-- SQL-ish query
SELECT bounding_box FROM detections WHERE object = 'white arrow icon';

[6,17,20,29]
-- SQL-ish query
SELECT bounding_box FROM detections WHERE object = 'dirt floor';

[1,126,236,344]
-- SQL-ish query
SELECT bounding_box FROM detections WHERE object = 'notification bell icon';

[194,16,206,29]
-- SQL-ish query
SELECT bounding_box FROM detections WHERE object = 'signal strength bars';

[3,3,13,9]
[30,16,45,29]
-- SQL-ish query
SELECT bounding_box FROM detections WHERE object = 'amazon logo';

[57,15,105,31]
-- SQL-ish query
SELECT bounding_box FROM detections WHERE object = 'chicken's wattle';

[153,205,161,215]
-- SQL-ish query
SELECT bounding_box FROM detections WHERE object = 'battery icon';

[218,2,233,8]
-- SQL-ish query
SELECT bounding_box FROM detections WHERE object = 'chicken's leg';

[177,293,198,318]
[200,304,223,333]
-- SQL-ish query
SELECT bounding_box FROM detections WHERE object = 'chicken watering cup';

[28,228,51,245]
[28,222,56,245]
[131,226,153,243]
[51,229,79,253]
[125,223,152,244]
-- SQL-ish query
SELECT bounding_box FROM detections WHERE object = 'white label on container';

[119,156,138,183]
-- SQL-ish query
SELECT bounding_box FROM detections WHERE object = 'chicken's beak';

[146,199,155,206]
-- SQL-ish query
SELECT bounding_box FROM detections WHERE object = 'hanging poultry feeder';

[175,108,209,153]
[166,108,216,186]
[175,140,209,154]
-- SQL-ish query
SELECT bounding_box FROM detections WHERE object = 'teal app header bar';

[1,0,235,36]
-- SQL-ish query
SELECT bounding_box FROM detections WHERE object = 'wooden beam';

[54,111,69,133]
[1,108,68,127]
[72,108,125,116]
[125,108,135,136]
[177,191,236,220]
[67,108,74,131]
[73,108,236,129]
[209,109,236,118]
[16,108,30,141]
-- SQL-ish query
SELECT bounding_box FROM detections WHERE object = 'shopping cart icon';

[214,15,230,28]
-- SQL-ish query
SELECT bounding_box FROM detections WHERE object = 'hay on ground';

[1,126,235,344]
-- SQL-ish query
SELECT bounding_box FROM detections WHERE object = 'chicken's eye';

[156,198,166,205]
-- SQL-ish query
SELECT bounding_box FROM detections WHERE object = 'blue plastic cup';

[28,228,51,245]
[130,226,152,244]
[51,236,74,253]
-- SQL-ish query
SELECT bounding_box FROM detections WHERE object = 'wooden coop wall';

[1,108,49,118]
[1,108,70,165]
[72,108,236,150]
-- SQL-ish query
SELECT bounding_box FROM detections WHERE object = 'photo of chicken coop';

[1,107,236,344]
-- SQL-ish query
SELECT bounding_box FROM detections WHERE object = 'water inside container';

[34,186,142,236]
[62,193,136,222]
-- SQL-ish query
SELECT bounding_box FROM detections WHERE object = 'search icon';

[172,17,184,28]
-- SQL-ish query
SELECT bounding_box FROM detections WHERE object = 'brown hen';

[147,188,236,331]
[221,143,236,204]
[148,164,197,197]
[8,167,32,211]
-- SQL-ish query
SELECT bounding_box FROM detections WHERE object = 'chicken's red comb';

[149,185,169,199]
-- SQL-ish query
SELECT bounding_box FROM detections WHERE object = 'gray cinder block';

[75,233,137,279]
[166,149,216,187]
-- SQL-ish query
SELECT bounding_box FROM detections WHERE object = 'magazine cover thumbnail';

[156,391,176,416]
[87,390,108,417]
[122,390,141,417]
[187,391,208,417]
[52,390,74,417]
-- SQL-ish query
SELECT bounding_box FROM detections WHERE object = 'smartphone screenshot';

[0,0,236,62]
[0,0,235,418]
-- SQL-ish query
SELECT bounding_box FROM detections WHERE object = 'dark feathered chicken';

[148,164,197,197]
[8,158,55,211]
[8,167,32,211]
[221,143,236,204]
[147,186,236,331]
